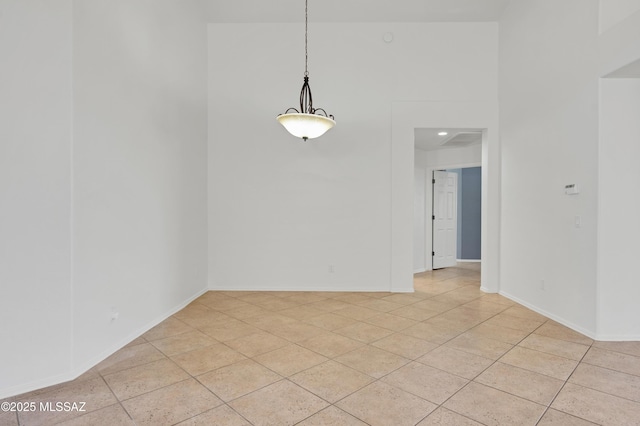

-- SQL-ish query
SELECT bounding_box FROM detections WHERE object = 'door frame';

[390,100,500,293]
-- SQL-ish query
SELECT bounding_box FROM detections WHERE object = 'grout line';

[579,356,640,379]
[431,318,543,424]
[97,374,136,423]
[589,343,640,359]
[534,339,596,425]
[22,268,640,425]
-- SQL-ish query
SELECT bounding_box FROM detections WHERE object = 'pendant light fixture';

[277,0,335,141]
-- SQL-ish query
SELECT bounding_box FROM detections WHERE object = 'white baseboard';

[1,287,208,400]
[499,290,598,340]
[73,287,209,376]
[1,371,76,401]
[495,291,640,342]
[209,285,393,293]
[209,284,414,293]
[592,333,640,341]
[456,259,481,263]
[414,268,427,274]
[389,287,415,293]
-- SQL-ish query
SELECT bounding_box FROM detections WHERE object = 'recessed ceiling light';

[438,131,448,136]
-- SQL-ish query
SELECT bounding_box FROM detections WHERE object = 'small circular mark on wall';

[383,32,394,43]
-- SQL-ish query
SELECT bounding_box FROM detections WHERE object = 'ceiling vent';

[440,132,482,148]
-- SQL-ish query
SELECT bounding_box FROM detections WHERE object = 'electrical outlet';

[110,308,120,321]
[328,265,335,273]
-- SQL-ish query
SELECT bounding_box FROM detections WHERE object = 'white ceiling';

[414,128,483,151]
[206,0,511,23]
[605,57,640,78]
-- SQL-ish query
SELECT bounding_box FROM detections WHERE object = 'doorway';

[413,128,483,276]
[390,100,500,293]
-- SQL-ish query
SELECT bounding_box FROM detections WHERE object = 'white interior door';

[432,171,458,269]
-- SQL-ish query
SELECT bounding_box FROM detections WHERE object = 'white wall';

[0,0,208,398]
[420,145,483,168]
[599,2,640,77]
[0,0,73,397]
[208,23,498,292]
[598,78,640,339]
[599,0,640,32]
[72,0,208,371]
[414,166,427,273]
[499,0,600,335]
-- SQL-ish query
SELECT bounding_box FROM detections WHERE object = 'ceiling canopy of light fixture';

[277,0,335,141]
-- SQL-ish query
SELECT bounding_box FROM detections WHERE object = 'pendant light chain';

[304,0,309,77]
[276,0,335,141]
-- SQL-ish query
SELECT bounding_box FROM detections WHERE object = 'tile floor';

[3,264,640,425]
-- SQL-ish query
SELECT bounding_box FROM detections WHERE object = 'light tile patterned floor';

[3,264,640,425]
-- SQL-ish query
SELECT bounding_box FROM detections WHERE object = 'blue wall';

[460,167,481,259]
[447,169,464,259]
[447,167,481,260]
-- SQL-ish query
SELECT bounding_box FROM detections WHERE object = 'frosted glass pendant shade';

[277,112,336,141]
